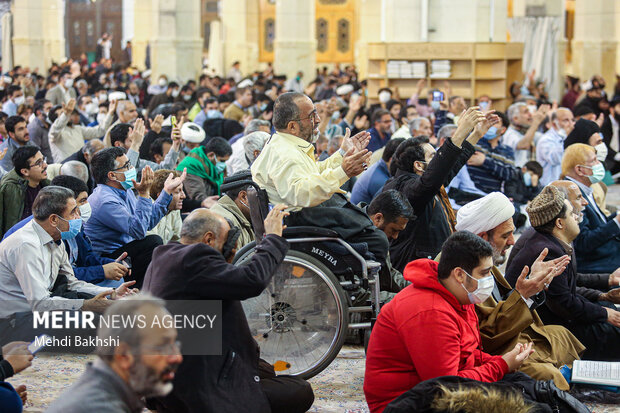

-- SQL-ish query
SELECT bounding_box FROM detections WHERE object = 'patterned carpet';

[6,346,619,412]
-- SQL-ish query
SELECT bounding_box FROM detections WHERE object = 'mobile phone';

[171,116,177,128]
[121,257,132,270]
[28,334,51,354]
[432,91,444,102]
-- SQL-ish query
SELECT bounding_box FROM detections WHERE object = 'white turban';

[455,192,515,235]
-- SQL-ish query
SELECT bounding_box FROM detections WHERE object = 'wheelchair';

[227,178,382,379]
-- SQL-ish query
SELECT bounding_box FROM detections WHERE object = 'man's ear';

[206,152,216,163]
[253,149,261,160]
[370,212,383,228]
[20,168,30,178]
[113,342,134,370]
[478,231,489,242]
[202,231,216,246]
[453,267,466,284]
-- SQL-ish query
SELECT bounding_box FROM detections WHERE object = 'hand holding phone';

[27,335,50,354]
[432,91,444,102]
[171,116,177,129]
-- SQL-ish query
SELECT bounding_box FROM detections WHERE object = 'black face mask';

[222,218,241,261]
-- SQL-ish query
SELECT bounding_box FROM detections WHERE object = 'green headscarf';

[177,146,224,194]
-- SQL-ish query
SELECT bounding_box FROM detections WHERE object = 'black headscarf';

[564,118,600,148]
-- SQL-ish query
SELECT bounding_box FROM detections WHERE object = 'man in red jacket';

[364,231,534,413]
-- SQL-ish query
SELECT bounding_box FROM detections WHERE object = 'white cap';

[238,79,254,88]
[181,122,206,143]
[108,91,127,101]
[142,69,152,78]
[336,84,354,96]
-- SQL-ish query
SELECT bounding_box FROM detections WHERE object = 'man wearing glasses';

[85,147,186,288]
[251,92,390,267]
[0,146,49,237]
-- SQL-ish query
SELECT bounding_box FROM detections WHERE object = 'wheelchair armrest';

[282,226,339,239]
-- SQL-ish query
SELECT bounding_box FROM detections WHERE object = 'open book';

[572,360,620,387]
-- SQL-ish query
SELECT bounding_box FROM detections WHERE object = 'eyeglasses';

[292,110,318,122]
[112,161,132,172]
[29,157,47,168]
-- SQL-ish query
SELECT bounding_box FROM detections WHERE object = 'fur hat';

[526,185,566,227]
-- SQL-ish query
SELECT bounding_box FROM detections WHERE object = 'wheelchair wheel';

[236,247,349,379]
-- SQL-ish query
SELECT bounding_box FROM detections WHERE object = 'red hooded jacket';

[364,259,510,413]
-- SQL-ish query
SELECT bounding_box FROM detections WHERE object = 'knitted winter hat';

[526,185,566,227]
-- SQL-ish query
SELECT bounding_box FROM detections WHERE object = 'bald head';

[549,180,588,222]
[180,209,229,249]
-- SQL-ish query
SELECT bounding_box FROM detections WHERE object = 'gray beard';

[128,360,174,398]
[492,247,506,266]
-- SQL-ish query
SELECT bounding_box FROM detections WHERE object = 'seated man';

[453,192,583,389]
[110,119,179,175]
[364,231,533,413]
[85,147,186,288]
[178,136,232,200]
[210,170,255,249]
[506,185,620,360]
[48,98,114,162]
[365,190,414,294]
[251,92,388,274]
[143,206,314,413]
[350,137,404,205]
[0,186,135,344]
[561,143,620,273]
[383,108,490,271]
[147,170,185,244]
[0,146,50,237]
[366,109,392,152]
[62,139,106,193]
[536,108,575,186]
[47,295,183,413]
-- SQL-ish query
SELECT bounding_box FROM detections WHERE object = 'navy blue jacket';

[366,127,391,152]
[573,187,620,273]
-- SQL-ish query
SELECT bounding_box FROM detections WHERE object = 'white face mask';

[13,95,25,106]
[595,141,608,162]
[79,202,92,223]
[554,121,567,138]
[98,93,107,103]
[460,269,495,304]
[378,91,391,104]
[159,78,167,87]
[64,78,74,88]
[85,102,98,115]
[97,113,107,125]
[171,89,180,98]
[183,94,192,101]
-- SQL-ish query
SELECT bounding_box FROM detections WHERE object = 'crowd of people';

[0,53,618,413]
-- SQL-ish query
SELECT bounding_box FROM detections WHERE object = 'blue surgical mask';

[259,103,268,111]
[523,171,532,186]
[331,111,341,121]
[479,101,489,111]
[118,167,137,190]
[206,109,223,119]
[57,215,83,240]
[482,126,498,141]
[215,159,227,175]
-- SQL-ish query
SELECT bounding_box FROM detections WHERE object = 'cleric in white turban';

[455,192,515,235]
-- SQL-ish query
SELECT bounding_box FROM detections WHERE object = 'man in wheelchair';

[251,92,391,286]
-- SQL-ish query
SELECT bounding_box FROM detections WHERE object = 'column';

[220,0,259,78]
[207,20,224,77]
[146,0,202,82]
[274,0,316,81]
[12,0,65,71]
[355,0,382,79]
[572,0,617,96]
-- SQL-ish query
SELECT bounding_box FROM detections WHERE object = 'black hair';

[573,106,594,118]
[13,145,40,177]
[205,136,233,158]
[524,160,543,178]
[367,189,415,223]
[48,105,63,123]
[382,137,405,163]
[7,85,21,97]
[372,109,389,125]
[51,174,88,197]
[91,146,127,184]
[437,231,493,279]
[0,111,8,123]
[217,93,233,104]
[149,137,173,161]
[386,99,402,113]
[534,203,568,235]
[168,81,180,90]
[171,102,186,117]
[273,92,305,131]
[33,99,49,117]
[496,111,510,129]
[391,137,430,174]
[5,115,26,135]
[205,97,217,105]
[110,123,132,147]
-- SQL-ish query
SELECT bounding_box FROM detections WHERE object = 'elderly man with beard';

[452,192,583,390]
[47,295,183,413]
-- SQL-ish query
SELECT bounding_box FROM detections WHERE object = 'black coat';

[505,228,607,329]
[143,234,289,413]
[382,139,474,272]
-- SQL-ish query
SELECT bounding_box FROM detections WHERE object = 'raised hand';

[149,114,164,134]
[473,111,500,137]
[341,147,372,178]
[164,167,187,195]
[109,99,118,114]
[129,118,146,149]
[264,204,290,237]
[515,249,570,299]
[532,104,550,125]
[353,114,368,130]
[340,128,370,153]
[134,165,154,197]
[453,107,485,145]
[64,98,76,116]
